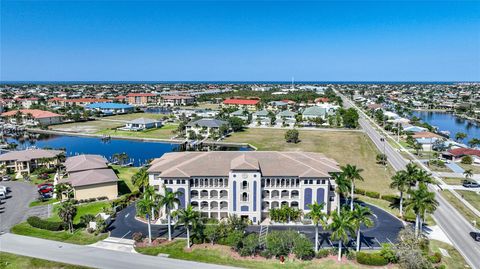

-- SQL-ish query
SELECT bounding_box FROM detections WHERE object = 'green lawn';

[135,240,385,269]
[441,177,463,185]
[458,163,480,174]
[225,128,396,195]
[429,240,470,269]
[29,198,59,208]
[441,191,480,229]
[11,223,107,245]
[49,201,110,224]
[111,165,140,194]
[457,190,480,210]
[95,124,178,140]
[0,252,89,269]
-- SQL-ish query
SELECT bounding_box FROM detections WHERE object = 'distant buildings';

[0,149,63,175]
[58,155,118,200]
[222,99,260,111]
[161,95,195,107]
[85,102,134,115]
[147,151,340,223]
[1,109,63,126]
[126,93,157,106]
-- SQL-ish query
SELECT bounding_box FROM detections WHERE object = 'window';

[304,180,308,184]
[322,180,325,184]
[316,180,320,184]
[241,192,249,202]
[181,180,185,184]
[242,181,248,189]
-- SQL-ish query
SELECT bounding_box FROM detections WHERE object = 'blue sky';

[1,1,479,81]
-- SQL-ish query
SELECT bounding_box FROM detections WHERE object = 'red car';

[37,183,54,194]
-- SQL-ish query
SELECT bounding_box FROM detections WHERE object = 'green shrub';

[354,188,366,195]
[461,155,473,165]
[365,191,380,199]
[316,248,330,258]
[220,230,244,250]
[381,194,399,204]
[356,252,389,266]
[428,252,442,264]
[345,250,356,260]
[27,216,63,231]
[435,264,446,269]
[292,236,314,260]
[239,233,259,256]
[265,230,297,257]
[380,243,398,263]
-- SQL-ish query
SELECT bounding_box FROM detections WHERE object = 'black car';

[474,232,480,242]
[462,180,480,188]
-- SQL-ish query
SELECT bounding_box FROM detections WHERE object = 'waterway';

[5,134,251,166]
[412,111,480,140]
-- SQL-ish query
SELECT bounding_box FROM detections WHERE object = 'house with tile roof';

[0,149,63,175]
[1,109,63,126]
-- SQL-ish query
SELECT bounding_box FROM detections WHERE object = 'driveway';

[0,181,39,233]
[109,201,403,250]
[445,162,464,173]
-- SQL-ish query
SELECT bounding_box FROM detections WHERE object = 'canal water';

[6,135,251,166]
[412,111,480,140]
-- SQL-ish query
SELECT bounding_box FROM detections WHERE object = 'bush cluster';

[356,252,389,266]
[365,191,380,199]
[428,252,442,264]
[264,230,314,260]
[27,216,63,231]
[77,196,108,204]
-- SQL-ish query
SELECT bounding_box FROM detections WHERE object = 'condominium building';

[147,151,340,224]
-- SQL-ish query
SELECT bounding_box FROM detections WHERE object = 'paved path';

[110,201,403,249]
[0,233,235,269]
[445,162,465,173]
[340,93,480,269]
[0,181,38,233]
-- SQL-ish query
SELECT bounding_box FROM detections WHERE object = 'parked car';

[462,180,480,188]
[1,175,11,181]
[0,186,11,193]
[474,232,480,242]
[0,191,6,200]
[37,183,54,194]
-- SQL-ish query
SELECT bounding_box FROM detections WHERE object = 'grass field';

[457,190,480,210]
[441,177,463,185]
[0,252,89,269]
[29,198,59,208]
[100,113,172,121]
[429,240,470,269]
[48,201,110,224]
[458,163,480,174]
[440,191,480,229]
[136,240,386,269]
[50,120,124,133]
[11,223,108,245]
[225,128,396,195]
[95,124,178,140]
[111,165,140,194]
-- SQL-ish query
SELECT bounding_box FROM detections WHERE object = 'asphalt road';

[340,93,480,269]
[0,233,235,269]
[0,181,38,233]
[109,200,403,250]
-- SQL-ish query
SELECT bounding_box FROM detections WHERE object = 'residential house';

[58,155,118,200]
[0,149,63,175]
[222,99,260,111]
[119,118,162,131]
[185,118,228,139]
[1,109,63,126]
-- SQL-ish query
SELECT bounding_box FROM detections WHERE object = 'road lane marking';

[121,230,131,240]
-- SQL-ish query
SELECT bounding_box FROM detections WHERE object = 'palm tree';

[351,204,374,252]
[463,169,473,181]
[136,196,155,243]
[341,164,364,211]
[54,182,73,200]
[329,208,354,261]
[307,202,328,252]
[172,205,200,248]
[143,186,157,220]
[157,187,181,241]
[132,167,149,193]
[404,183,439,237]
[455,132,467,142]
[331,172,350,215]
[404,163,420,187]
[416,169,434,185]
[390,171,409,217]
[58,199,77,233]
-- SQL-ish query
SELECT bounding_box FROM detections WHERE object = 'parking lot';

[0,181,43,233]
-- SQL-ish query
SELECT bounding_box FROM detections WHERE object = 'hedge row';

[27,216,63,231]
[355,188,399,202]
[356,252,389,266]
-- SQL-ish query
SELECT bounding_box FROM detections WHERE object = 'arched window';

[241,192,248,202]
[242,181,248,190]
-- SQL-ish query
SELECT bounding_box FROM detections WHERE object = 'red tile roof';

[2,109,62,119]
[315,97,329,103]
[223,99,260,105]
[64,98,111,103]
[448,148,480,157]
